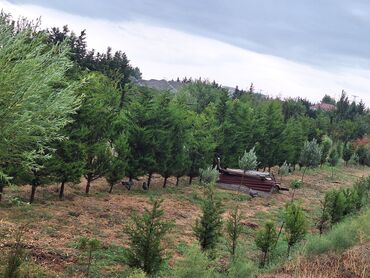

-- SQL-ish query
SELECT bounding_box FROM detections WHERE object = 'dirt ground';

[0,165,369,276]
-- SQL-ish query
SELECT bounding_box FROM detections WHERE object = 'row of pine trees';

[0,12,369,203]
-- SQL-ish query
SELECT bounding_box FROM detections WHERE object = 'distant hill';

[131,78,236,95]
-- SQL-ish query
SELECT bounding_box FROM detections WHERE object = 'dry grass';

[0,165,368,276]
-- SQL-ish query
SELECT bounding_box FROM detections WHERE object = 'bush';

[283,202,307,256]
[125,199,174,275]
[305,209,370,256]
[194,186,223,252]
[199,166,219,185]
[325,189,346,224]
[172,245,217,278]
[255,221,277,267]
[356,145,370,166]
[227,256,257,278]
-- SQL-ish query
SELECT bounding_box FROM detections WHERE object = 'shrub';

[299,139,322,182]
[225,206,244,257]
[255,221,278,267]
[227,253,257,278]
[125,199,174,275]
[290,180,303,201]
[172,245,216,278]
[194,186,224,252]
[128,268,147,278]
[325,189,346,224]
[199,166,219,185]
[356,145,370,166]
[4,231,25,278]
[283,202,307,256]
[76,237,101,277]
[306,209,370,256]
[342,143,354,166]
[239,147,258,171]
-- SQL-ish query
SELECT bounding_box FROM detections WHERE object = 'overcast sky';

[2,0,370,105]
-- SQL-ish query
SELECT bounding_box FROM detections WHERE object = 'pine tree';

[320,136,333,165]
[299,139,322,182]
[72,73,120,194]
[283,202,307,256]
[125,199,173,275]
[47,140,85,200]
[328,147,339,179]
[225,206,244,257]
[255,221,277,267]
[0,14,81,199]
[194,186,224,251]
[342,143,354,166]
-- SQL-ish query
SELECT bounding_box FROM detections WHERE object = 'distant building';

[310,102,336,112]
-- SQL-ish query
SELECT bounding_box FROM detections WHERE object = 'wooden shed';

[217,168,280,193]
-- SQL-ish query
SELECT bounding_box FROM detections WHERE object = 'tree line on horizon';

[0,12,370,203]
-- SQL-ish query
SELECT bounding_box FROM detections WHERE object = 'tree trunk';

[176,176,180,186]
[59,181,65,200]
[85,177,91,194]
[189,176,193,185]
[30,183,37,204]
[109,182,114,194]
[147,173,152,188]
[163,177,168,188]
[261,251,268,267]
[301,167,307,182]
[291,189,296,201]
[0,185,3,202]
[274,222,285,248]
[287,244,291,257]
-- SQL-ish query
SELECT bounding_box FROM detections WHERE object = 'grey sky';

[8,0,370,68]
[2,0,370,104]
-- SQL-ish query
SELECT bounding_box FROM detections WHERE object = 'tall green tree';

[194,186,223,252]
[0,14,81,199]
[299,139,322,182]
[72,73,120,194]
[47,140,85,199]
[255,221,277,267]
[283,202,307,256]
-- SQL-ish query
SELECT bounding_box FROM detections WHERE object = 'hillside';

[0,165,368,277]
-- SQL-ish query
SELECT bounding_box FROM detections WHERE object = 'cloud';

[1,0,370,105]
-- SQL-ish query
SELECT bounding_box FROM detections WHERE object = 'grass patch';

[304,208,370,256]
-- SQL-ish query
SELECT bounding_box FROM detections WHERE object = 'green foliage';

[128,268,147,278]
[125,199,174,275]
[172,245,217,278]
[306,209,370,256]
[239,147,258,171]
[194,186,224,251]
[299,139,322,181]
[4,232,25,278]
[290,179,303,201]
[255,221,278,267]
[356,145,370,166]
[283,202,307,256]
[226,245,257,278]
[0,14,81,197]
[279,161,290,179]
[320,136,333,165]
[199,166,219,185]
[299,139,322,168]
[225,206,244,257]
[76,237,101,277]
[290,180,303,190]
[328,147,339,167]
[342,143,354,165]
[325,189,346,224]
